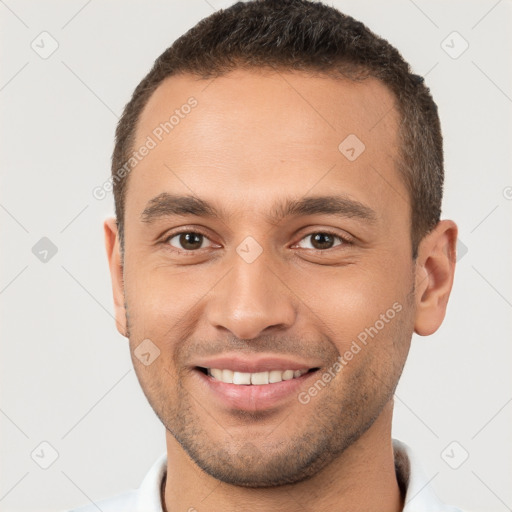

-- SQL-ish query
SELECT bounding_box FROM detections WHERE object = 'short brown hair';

[112,0,443,258]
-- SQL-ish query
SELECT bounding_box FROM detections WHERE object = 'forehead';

[136,68,399,147]
[126,69,405,225]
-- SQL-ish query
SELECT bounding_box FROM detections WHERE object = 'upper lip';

[193,354,322,373]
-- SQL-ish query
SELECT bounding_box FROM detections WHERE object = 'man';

[69,0,462,510]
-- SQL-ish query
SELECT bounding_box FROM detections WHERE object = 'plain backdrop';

[1,1,511,511]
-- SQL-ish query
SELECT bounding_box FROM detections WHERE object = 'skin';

[104,69,457,512]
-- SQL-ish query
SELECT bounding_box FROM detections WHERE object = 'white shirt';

[65,439,463,512]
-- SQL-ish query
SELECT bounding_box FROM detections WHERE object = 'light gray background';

[1,1,511,511]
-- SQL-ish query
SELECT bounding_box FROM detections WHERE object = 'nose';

[205,250,297,340]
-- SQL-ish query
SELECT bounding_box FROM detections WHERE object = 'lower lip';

[193,368,320,411]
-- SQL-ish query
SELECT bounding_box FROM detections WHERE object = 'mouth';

[195,366,320,385]
[192,365,322,412]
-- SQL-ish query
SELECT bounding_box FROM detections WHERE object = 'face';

[107,69,430,487]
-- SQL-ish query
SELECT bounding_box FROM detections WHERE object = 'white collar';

[132,439,462,511]
[393,439,461,511]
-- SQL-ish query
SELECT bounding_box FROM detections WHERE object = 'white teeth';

[210,368,223,380]
[251,371,269,385]
[282,370,295,380]
[268,370,283,383]
[222,369,234,383]
[206,368,309,385]
[233,371,251,385]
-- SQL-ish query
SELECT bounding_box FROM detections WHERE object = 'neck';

[162,400,403,512]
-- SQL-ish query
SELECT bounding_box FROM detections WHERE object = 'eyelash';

[161,229,353,254]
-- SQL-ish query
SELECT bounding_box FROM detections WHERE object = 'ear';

[414,220,458,336]
[104,217,128,337]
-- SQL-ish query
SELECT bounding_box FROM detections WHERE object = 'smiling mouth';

[196,366,320,385]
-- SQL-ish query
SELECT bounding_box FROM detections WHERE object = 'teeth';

[206,368,309,385]
[222,369,234,382]
[233,371,251,385]
[269,370,283,383]
[210,368,223,380]
[251,371,269,385]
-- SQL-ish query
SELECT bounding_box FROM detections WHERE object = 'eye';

[164,231,215,251]
[162,229,350,254]
[296,231,348,251]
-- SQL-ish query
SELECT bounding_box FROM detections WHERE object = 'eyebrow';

[140,192,377,225]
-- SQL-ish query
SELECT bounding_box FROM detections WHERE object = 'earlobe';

[104,217,128,337]
[414,220,458,336]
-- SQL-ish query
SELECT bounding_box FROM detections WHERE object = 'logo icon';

[31,441,59,469]
[31,31,59,59]
[236,236,263,264]
[134,338,161,366]
[32,237,58,263]
[441,32,469,60]
[338,134,366,161]
[441,441,469,469]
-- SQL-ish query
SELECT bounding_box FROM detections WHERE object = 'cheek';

[293,259,412,351]
[302,265,410,322]
[123,262,216,345]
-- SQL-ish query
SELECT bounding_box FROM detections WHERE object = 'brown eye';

[297,232,344,251]
[166,232,211,251]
